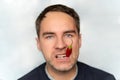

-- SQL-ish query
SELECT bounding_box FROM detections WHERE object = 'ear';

[36,37,41,51]
[79,34,82,48]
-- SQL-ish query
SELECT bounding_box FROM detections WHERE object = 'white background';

[0,0,120,80]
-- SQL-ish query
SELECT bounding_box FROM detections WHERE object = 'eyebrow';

[42,32,55,37]
[64,30,76,34]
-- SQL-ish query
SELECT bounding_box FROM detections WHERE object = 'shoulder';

[76,62,115,80]
[18,63,48,80]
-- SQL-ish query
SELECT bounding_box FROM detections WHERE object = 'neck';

[45,64,78,80]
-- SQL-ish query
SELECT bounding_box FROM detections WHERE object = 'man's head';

[36,4,80,37]
[36,4,81,72]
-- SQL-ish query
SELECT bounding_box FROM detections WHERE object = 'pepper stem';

[68,39,73,49]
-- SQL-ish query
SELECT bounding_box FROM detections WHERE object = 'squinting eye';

[45,36,54,39]
[66,34,73,38]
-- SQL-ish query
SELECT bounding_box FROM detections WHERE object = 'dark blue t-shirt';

[18,62,116,80]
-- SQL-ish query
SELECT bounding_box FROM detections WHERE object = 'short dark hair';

[35,4,80,37]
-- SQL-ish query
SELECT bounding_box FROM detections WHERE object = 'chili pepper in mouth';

[66,39,73,57]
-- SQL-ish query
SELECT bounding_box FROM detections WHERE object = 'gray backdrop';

[0,0,120,80]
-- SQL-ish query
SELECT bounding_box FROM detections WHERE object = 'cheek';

[40,40,55,57]
[73,39,80,52]
[74,38,80,47]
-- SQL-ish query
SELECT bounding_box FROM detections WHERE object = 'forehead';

[40,12,77,34]
[41,11,75,25]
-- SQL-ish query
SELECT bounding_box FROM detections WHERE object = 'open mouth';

[56,54,66,59]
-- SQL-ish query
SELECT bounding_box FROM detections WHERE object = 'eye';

[65,34,73,38]
[45,35,54,39]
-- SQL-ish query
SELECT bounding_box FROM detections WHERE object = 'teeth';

[56,54,66,59]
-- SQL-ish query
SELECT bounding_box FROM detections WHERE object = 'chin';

[53,63,75,72]
[47,58,77,72]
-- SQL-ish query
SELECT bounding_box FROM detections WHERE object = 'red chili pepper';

[66,45,72,57]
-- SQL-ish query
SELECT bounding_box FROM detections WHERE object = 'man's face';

[36,12,81,71]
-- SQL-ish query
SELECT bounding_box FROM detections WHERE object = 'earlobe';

[36,37,41,51]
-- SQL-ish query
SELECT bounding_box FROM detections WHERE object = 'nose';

[55,38,66,50]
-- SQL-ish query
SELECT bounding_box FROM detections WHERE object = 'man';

[18,4,116,80]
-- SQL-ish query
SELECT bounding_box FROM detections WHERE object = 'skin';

[36,12,81,80]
